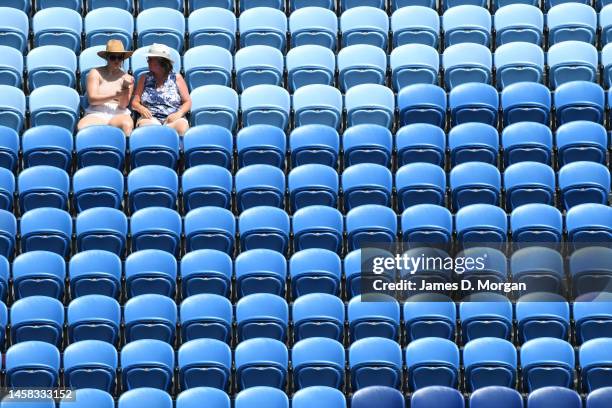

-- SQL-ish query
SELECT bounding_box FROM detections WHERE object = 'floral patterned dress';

[140,71,182,122]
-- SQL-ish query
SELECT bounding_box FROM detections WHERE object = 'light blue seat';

[69,251,122,298]
[239,206,290,253]
[401,204,452,247]
[460,293,513,341]
[290,249,340,297]
[136,8,185,51]
[59,389,114,408]
[548,41,598,88]
[292,338,345,389]
[349,337,402,390]
[396,164,446,209]
[236,293,289,341]
[404,294,456,341]
[292,292,344,339]
[129,126,180,169]
[293,84,343,129]
[118,389,173,408]
[443,43,492,89]
[235,249,286,297]
[0,125,20,168]
[177,388,230,408]
[67,294,121,343]
[581,338,612,392]
[455,203,507,245]
[240,84,290,129]
[235,45,283,91]
[340,6,389,48]
[124,294,177,343]
[293,387,345,408]
[286,45,335,91]
[390,44,439,90]
[5,341,60,388]
[557,122,608,166]
[554,81,604,125]
[63,340,117,392]
[75,125,125,169]
[0,168,14,212]
[235,164,285,211]
[344,248,392,298]
[352,386,405,408]
[235,387,288,408]
[29,85,80,131]
[125,249,176,298]
[80,46,129,91]
[528,387,581,408]
[348,294,400,341]
[559,161,610,209]
[449,84,498,126]
[469,387,523,408]
[494,4,543,46]
[289,7,338,49]
[180,293,232,341]
[502,122,552,165]
[547,3,596,45]
[0,210,15,259]
[120,341,175,391]
[457,246,508,289]
[346,204,397,250]
[574,292,612,344]
[570,247,612,296]
[587,387,612,408]
[338,44,387,92]
[128,165,177,211]
[130,45,182,83]
[501,82,550,125]
[346,84,395,128]
[516,293,570,341]
[396,124,446,166]
[342,163,393,210]
[12,251,64,300]
[391,6,439,48]
[188,8,236,50]
[443,5,491,46]
[20,207,72,256]
[183,125,233,169]
[184,207,235,254]
[293,206,342,253]
[0,8,28,53]
[463,337,517,391]
[289,125,339,168]
[511,247,565,295]
[237,125,285,168]
[448,123,498,165]
[73,166,123,212]
[33,8,82,52]
[11,296,64,346]
[178,339,231,390]
[85,7,134,48]
[411,387,464,408]
[566,203,612,245]
[190,86,239,131]
[405,338,460,390]
[239,7,287,50]
[397,84,447,127]
[343,124,392,167]
[521,338,574,391]
[130,207,182,254]
[26,46,76,90]
[504,163,556,209]
[0,253,9,299]
[602,6,612,49]
[494,42,544,89]
[22,125,72,171]
[184,45,232,90]
[235,338,288,389]
[450,162,501,209]
[182,165,232,210]
[288,164,338,210]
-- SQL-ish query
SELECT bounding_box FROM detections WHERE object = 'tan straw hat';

[143,43,174,63]
[97,39,133,59]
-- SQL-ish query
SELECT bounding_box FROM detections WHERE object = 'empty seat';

[397,84,447,128]
[18,165,69,212]
[404,294,456,340]
[343,124,392,167]
[405,338,460,390]
[401,204,452,247]
[188,8,236,50]
[448,123,498,165]
[67,294,121,344]
[460,293,513,341]
[290,249,341,297]
[340,7,389,48]
[286,45,335,91]
[0,170,14,212]
[501,82,551,125]
[137,8,185,51]
[177,388,230,408]
[183,125,233,169]
[236,125,285,169]
[239,7,287,50]
[494,4,543,46]
[235,249,286,297]
[178,338,231,390]
[290,0,334,10]
[0,256,8,300]
[124,294,177,343]
[292,206,342,253]
[502,123,552,166]
[557,121,607,165]
[463,337,517,391]
[289,125,339,168]
[349,337,402,390]
[444,0,486,9]
[293,84,343,129]
[510,204,562,244]
[342,163,392,210]
[521,338,574,391]
[455,204,507,245]
[470,386,523,408]
[85,7,134,48]
[180,249,231,297]
[0,210,15,260]
[411,386,465,408]
[344,247,394,298]
[236,293,288,341]
[0,126,19,170]
[559,162,610,209]
[602,6,612,46]
[119,390,173,408]
[346,84,395,128]
[527,387,581,408]
[5,341,60,388]
[348,295,400,341]
[180,294,232,343]
[581,338,612,392]
[33,8,82,52]
[288,164,339,211]
[293,338,345,389]
[235,338,288,389]
[449,85,498,126]
[338,44,387,92]
[346,204,397,250]
[235,45,283,91]
[12,251,65,299]
[75,125,126,169]
[450,162,501,209]
[182,166,232,211]
[190,86,239,131]
[59,389,114,408]
[289,7,338,49]
[11,296,64,345]
[130,45,182,83]
[292,293,344,340]
[238,206,290,253]
[547,3,596,45]
[391,44,439,91]
[494,42,544,89]
[184,45,232,90]
[125,249,176,298]
[235,164,285,211]
[443,5,491,46]
[63,340,117,392]
[0,8,28,53]
[548,41,598,89]
[587,387,612,408]
[391,7,440,48]
[129,126,179,169]
[443,43,493,89]
[396,124,446,166]
[128,165,178,211]
[73,166,123,212]
[458,246,508,289]
[511,247,565,295]
[504,163,555,209]
[121,340,174,391]
[516,293,570,341]
[20,208,72,256]
[69,250,121,298]
[241,84,290,129]
[352,386,405,408]
[555,82,605,126]
[293,387,346,408]
[235,387,288,408]
[574,292,612,344]
[570,247,612,296]
[130,207,182,254]
[29,85,80,131]
[566,204,612,244]
[26,46,76,90]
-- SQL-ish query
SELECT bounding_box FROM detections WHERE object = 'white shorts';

[85,103,131,121]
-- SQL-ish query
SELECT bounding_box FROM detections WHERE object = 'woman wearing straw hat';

[132,43,191,136]
[77,39,135,136]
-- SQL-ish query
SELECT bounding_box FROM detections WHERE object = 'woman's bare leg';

[109,114,134,136]
[77,114,109,131]
[166,117,189,136]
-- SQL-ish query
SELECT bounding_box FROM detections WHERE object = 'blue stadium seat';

[399,247,454,287]
[119,389,173,408]
[443,5,491,46]
[29,85,80,131]
[346,204,397,250]
[0,8,28,53]
[340,7,389,48]
[559,162,610,209]
[511,247,565,295]
[469,386,523,408]
[184,45,232,89]
[239,7,286,50]
[449,84,498,126]
[0,170,14,212]
[183,125,233,169]
[293,84,343,129]
[21,126,72,171]
[178,338,231,390]
[80,46,128,90]
[20,208,72,256]
[501,82,550,125]
[601,6,612,46]
[59,389,114,408]
[390,44,439,91]
[128,165,178,211]
[69,251,121,298]
[456,204,507,246]
[290,0,334,10]
[338,44,386,92]
[566,204,612,244]
[502,122,552,165]
[352,386,405,408]
[554,81,604,125]
[237,125,285,169]
[450,163,501,209]
[292,293,344,340]
[0,257,8,301]
[443,43,492,89]
[587,386,612,408]
[343,124,391,167]
[404,294,456,340]
[67,294,121,343]
[18,165,69,212]
[401,204,452,247]
[137,8,185,50]
[188,8,236,50]
[12,251,65,299]
[288,164,338,211]
[395,163,445,210]
[11,296,63,345]
[287,45,335,91]
[182,166,232,211]
[235,249,286,297]
[124,294,177,343]
[33,8,82,52]
[177,388,230,408]
[36,0,82,11]
[556,121,607,165]
[129,126,179,169]
[139,0,182,11]
[0,126,18,170]
[1,0,29,12]
[121,341,175,391]
[397,84,447,127]
[510,204,562,244]
[130,207,181,254]
[236,293,288,341]
[289,125,339,168]
[548,41,598,88]
[290,249,340,297]
[405,338,460,390]
[293,387,345,408]
[180,293,232,342]
[85,7,134,48]
[240,84,290,129]
[494,42,544,89]
[411,386,464,408]
[463,337,517,391]
[494,4,543,46]
[73,166,123,212]
[235,45,283,91]
[235,338,288,389]
[448,123,498,165]
[504,163,555,209]
[63,340,117,392]
[235,387,288,408]
[341,0,385,10]
[581,338,612,392]
[131,45,182,83]
[348,295,400,341]
[516,293,570,342]
[292,338,345,389]
[181,250,228,298]
[289,7,338,49]
[75,125,126,169]
[521,338,574,391]
[344,247,393,298]
[26,46,76,90]
[527,387,581,408]
[570,247,612,296]
[235,164,285,211]
[391,7,440,47]
[396,124,446,166]
[457,246,507,289]
[125,249,176,298]
[349,337,402,389]
[292,206,342,253]
[239,206,290,253]
[460,293,513,341]
[0,211,15,260]
[574,292,612,344]
[5,341,60,388]
[342,163,392,210]
[547,3,596,45]
[443,0,486,10]
[346,84,395,128]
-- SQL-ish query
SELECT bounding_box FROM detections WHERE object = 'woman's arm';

[117,74,134,109]
[86,69,122,105]
[165,73,192,123]
[131,75,153,118]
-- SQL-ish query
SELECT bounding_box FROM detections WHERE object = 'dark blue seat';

[75,125,126,169]
[574,292,612,344]
[0,210,16,259]
[449,83,498,126]
[411,386,465,408]
[12,251,65,300]
[349,337,403,390]
[238,206,290,253]
[73,166,124,212]
[128,165,178,211]
[235,164,285,211]
[342,124,392,167]
[510,204,562,244]
[290,249,341,298]
[396,124,446,166]
[448,122,499,165]
[586,387,612,408]
[292,338,345,389]
[346,204,397,250]
[10,296,64,346]
[183,125,233,169]
[396,163,446,209]
[521,338,575,391]
[397,84,447,127]
[235,338,288,390]
[236,125,286,168]
[129,126,180,169]
[570,247,612,297]
[556,121,608,165]
[21,125,72,170]
[124,294,177,343]
[125,249,176,298]
[69,250,122,298]
[511,247,565,295]
[559,162,610,210]
[401,205,452,248]
[516,293,570,342]
[180,250,232,298]
[120,340,175,391]
[289,125,339,168]
[5,341,60,388]
[581,338,612,392]
[404,294,456,341]
[342,163,392,210]
[460,293,513,342]
[182,165,232,210]
[502,122,552,166]
[504,163,555,210]
[405,338,460,390]
[235,249,286,297]
[470,386,523,408]
[352,386,405,408]
[458,247,508,291]
[527,387,582,408]
[130,207,182,255]
[184,207,235,254]
[501,82,550,125]
[178,338,231,390]
[20,207,72,257]
[292,293,344,341]
[76,208,128,255]
[67,294,121,344]
[288,164,339,211]
[463,337,517,391]
[0,256,8,301]
[450,162,501,210]
[180,294,232,343]
[566,204,612,244]
[63,340,117,392]
[292,206,343,253]
[348,295,400,341]
[236,293,288,341]
[18,165,69,212]
[554,81,604,125]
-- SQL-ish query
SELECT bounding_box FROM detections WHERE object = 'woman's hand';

[139,107,153,119]
[165,111,183,124]
[122,74,134,89]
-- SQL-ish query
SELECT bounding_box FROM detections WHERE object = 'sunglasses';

[107,55,124,62]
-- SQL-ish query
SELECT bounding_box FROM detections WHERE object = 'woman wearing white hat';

[78,39,135,136]
[132,43,191,136]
